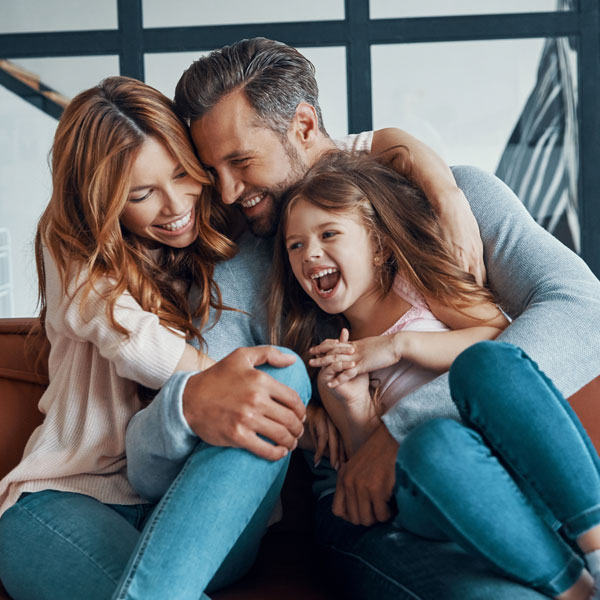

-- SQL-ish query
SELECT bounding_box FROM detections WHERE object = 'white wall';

[0,86,56,317]
[1,0,557,316]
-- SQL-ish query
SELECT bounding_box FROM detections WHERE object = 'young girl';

[0,76,310,600]
[268,150,600,600]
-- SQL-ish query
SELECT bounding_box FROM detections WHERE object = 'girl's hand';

[305,404,346,470]
[318,366,375,458]
[310,329,403,388]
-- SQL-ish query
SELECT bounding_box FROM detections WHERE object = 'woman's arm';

[175,343,215,372]
[371,128,485,285]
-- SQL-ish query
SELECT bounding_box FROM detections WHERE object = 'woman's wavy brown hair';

[35,76,236,349]
[268,150,495,361]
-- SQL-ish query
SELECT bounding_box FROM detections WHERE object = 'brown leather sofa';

[0,317,598,600]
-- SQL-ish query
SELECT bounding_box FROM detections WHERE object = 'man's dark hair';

[174,37,328,138]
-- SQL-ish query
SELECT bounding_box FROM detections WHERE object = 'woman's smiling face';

[120,136,203,248]
[285,198,381,320]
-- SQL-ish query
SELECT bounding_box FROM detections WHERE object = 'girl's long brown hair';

[268,150,495,360]
[35,76,236,349]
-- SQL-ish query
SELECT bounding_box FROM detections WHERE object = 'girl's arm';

[393,295,508,372]
[311,301,508,386]
[318,368,375,459]
[372,128,485,285]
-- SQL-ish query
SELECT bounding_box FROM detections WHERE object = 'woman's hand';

[303,404,346,470]
[310,328,403,388]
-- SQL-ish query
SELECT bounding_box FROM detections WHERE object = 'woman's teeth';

[158,211,192,231]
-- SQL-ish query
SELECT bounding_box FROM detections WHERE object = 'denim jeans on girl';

[392,341,600,597]
[0,350,311,600]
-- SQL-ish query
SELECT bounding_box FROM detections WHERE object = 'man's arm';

[334,166,600,526]
[372,128,485,284]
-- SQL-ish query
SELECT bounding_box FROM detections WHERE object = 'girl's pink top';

[371,276,449,414]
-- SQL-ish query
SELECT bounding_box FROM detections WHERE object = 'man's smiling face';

[190,89,308,238]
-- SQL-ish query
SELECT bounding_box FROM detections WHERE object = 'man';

[128,38,600,599]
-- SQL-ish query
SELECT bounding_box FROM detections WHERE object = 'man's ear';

[290,102,319,148]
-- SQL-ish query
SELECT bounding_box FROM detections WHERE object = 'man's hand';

[437,187,486,285]
[332,423,399,526]
[182,346,306,461]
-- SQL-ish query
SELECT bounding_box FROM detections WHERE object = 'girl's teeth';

[310,267,338,280]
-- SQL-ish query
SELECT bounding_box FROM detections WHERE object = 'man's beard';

[245,139,308,238]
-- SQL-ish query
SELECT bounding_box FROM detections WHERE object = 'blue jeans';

[0,351,311,600]
[315,341,600,599]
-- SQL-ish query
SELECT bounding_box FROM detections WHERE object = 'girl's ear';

[373,242,392,267]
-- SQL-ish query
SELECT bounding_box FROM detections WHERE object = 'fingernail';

[314,459,321,468]
[334,461,340,471]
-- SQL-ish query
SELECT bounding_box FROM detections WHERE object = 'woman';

[0,76,310,600]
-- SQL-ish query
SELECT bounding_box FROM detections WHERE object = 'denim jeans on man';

[0,350,311,600]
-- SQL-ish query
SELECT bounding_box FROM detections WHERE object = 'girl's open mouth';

[310,267,341,299]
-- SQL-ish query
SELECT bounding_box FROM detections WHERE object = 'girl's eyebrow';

[319,221,341,229]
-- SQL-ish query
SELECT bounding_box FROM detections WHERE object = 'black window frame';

[1,0,598,276]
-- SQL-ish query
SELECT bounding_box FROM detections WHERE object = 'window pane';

[0,87,56,317]
[10,56,120,100]
[371,0,569,19]
[0,0,117,33]
[372,38,579,251]
[142,0,344,27]
[145,46,348,138]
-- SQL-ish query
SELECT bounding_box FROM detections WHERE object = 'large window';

[0,0,599,316]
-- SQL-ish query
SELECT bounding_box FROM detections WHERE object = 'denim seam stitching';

[562,504,600,538]
[327,543,423,600]
[540,553,583,594]
[16,501,120,586]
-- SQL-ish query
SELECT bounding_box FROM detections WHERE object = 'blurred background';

[1,0,599,317]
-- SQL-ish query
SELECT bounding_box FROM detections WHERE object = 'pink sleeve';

[392,276,428,309]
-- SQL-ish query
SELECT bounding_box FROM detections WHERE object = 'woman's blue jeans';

[393,341,600,597]
[0,350,311,600]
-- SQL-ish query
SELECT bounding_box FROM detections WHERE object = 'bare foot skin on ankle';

[555,569,593,600]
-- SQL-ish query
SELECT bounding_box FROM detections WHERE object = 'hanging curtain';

[495,0,579,251]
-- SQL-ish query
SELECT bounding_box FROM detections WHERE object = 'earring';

[374,256,381,266]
